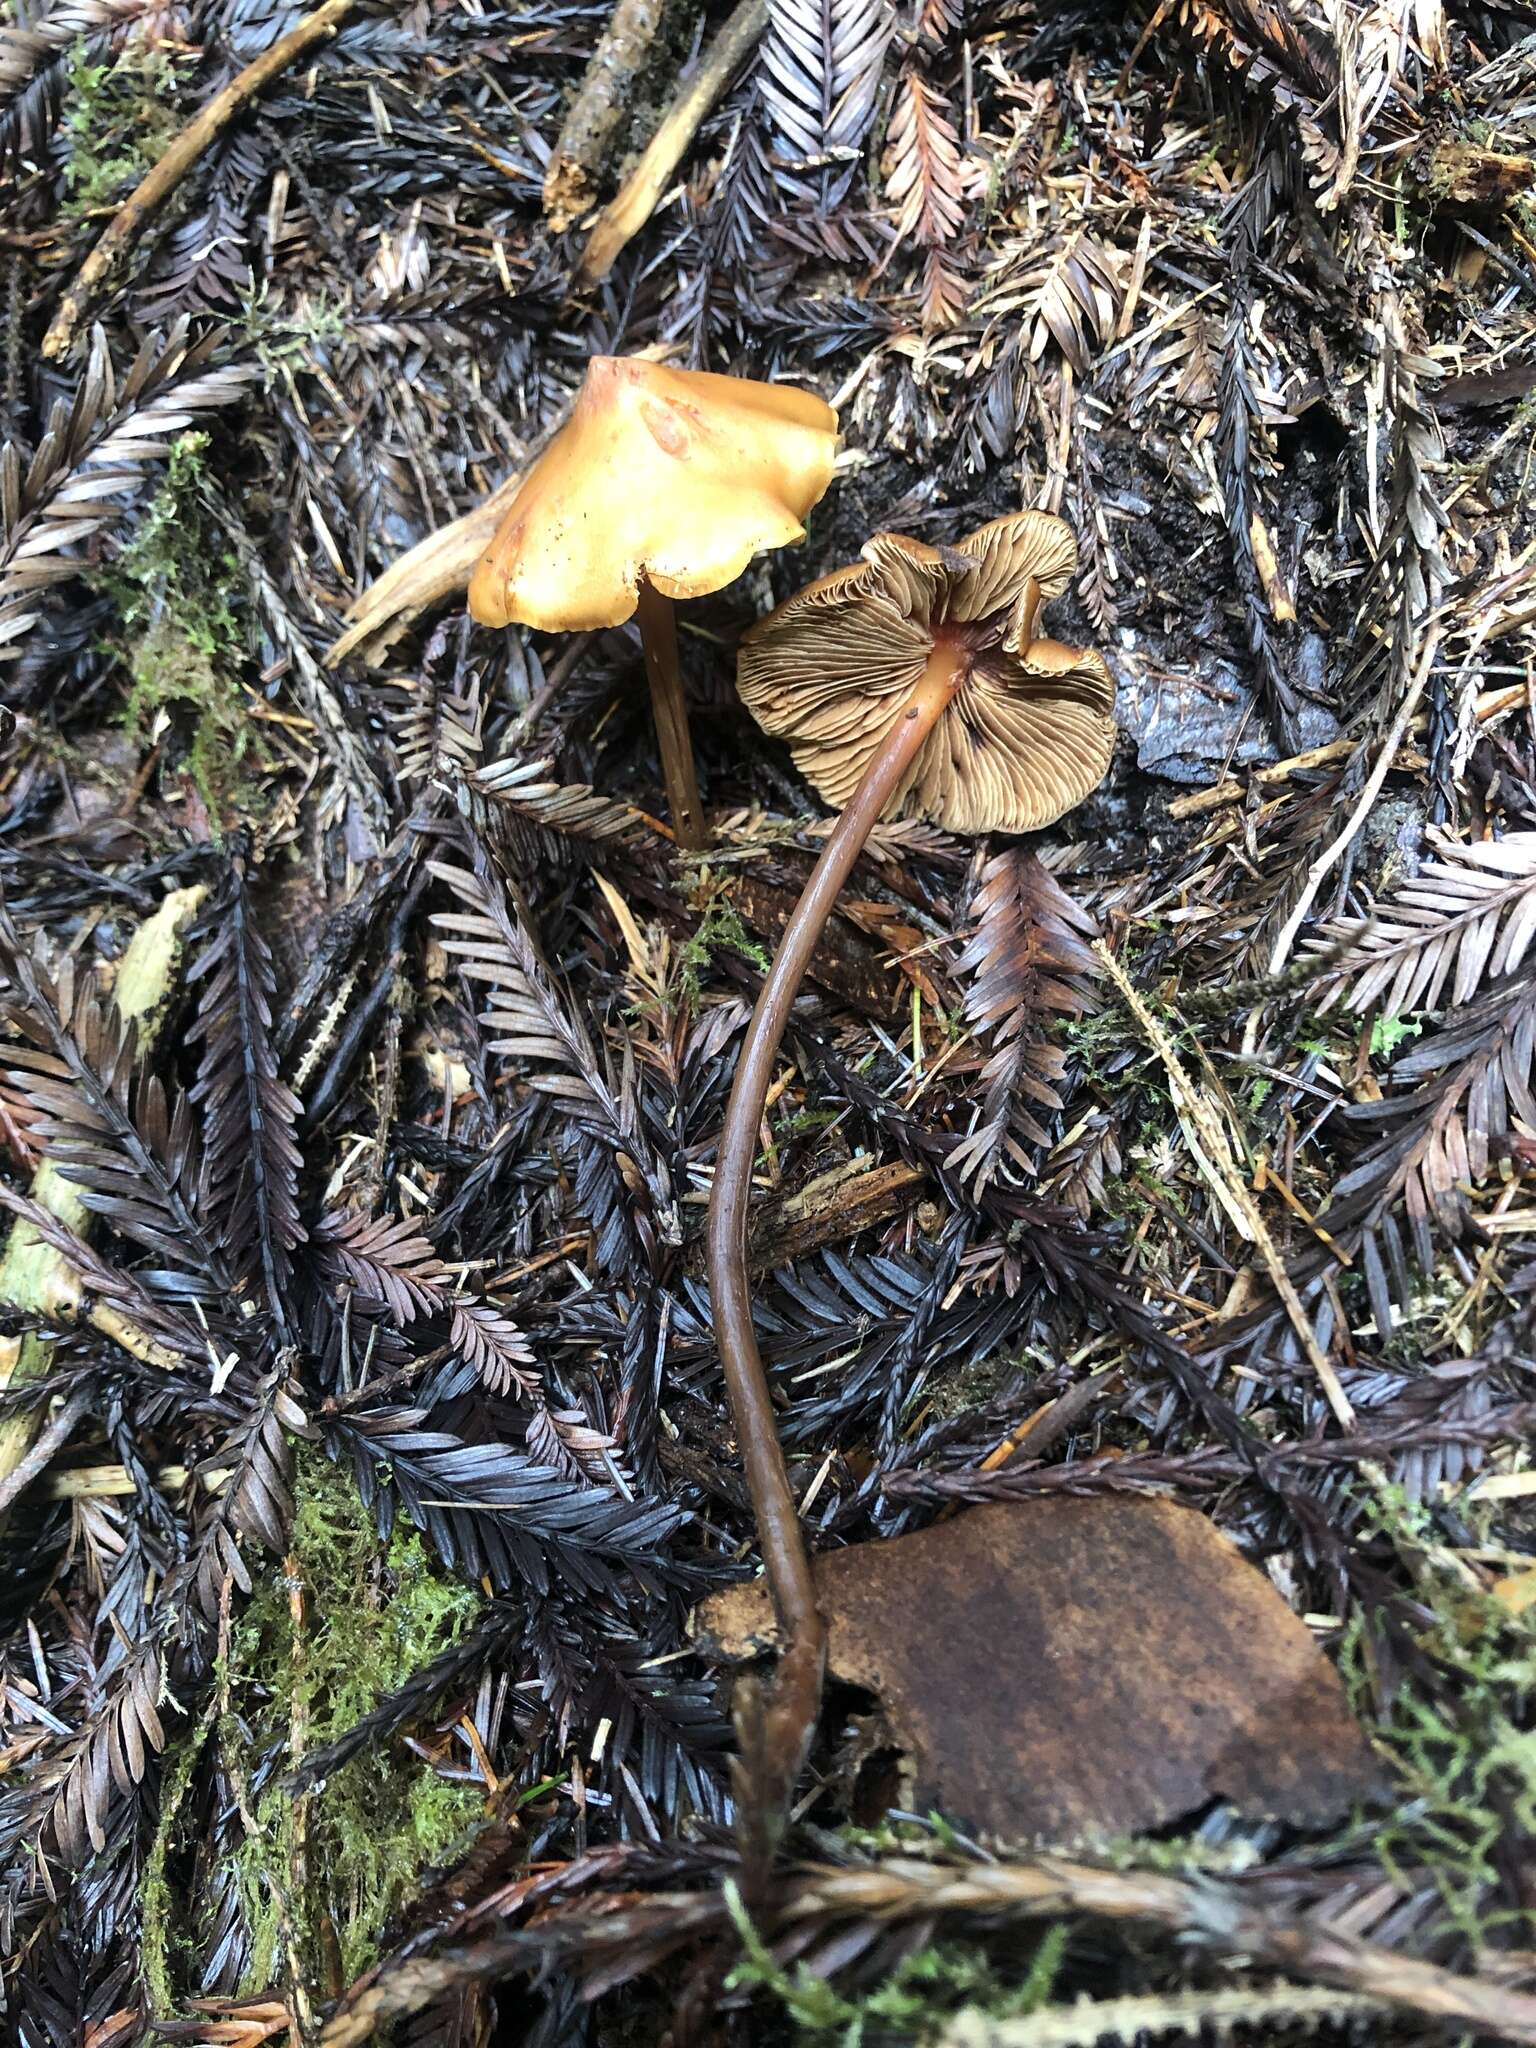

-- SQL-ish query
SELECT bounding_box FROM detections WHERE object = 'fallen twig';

[43,0,362,359]
[0,1390,90,1518]
[785,1858,1536,2041]
[882,1400,1536,1503]
[683,1157,928,1278]
[545,0,670,231]
[1167,675,1520,820]
[325,469,525,669]
[318,1848,1536,2046]
[575,0,767,287]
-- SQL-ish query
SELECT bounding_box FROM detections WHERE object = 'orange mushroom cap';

[467,356,840,634]
[737,511,1116,836]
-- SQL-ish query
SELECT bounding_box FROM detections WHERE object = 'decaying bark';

[544,0,669,232]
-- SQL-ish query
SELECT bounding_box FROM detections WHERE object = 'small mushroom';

[468,355,839,851]
[705,511,1115,1811]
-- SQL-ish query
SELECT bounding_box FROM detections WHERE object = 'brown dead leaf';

[696,1498,1382,1846]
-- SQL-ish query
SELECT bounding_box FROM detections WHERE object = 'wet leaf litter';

[3,0,1536,2043]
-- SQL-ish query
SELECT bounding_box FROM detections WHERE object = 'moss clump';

[144,1449,483,2012]
[239,282,349,380]
[726,1881,1068,2045]
[680,887,771,1007]
[62,37,182,221]
[139,1713,210,2016]
[230,1447,483,1992]
[1345,1481,1536,1953]
[101,431,262,823]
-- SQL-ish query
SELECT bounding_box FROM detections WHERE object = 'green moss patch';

[62,37,182,222]
[145,1449,484,2011]
[101,431,264,824]
[1346,1481,1536,1953]
[727,1880,1068,2045]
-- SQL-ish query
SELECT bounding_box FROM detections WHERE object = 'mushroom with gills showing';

[706,511,1116,1811]
[467,355,839,852]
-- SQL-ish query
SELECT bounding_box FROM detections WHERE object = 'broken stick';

[43,0,360,359]
[545,0,669,231]
[683,1158,928,1279]
[325,469,525,668]
[575,0,767,287]
[1166,679,1527,821]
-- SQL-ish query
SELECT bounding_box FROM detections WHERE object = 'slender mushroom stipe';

[467,355,838,851]
[708,512,1116,1805]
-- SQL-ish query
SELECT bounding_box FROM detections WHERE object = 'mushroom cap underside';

[468,356,840,633]
[736,514,1116,835]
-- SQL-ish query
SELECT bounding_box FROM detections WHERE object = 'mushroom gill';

[736,513,1114,835]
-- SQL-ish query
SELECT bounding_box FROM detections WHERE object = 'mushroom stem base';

[636,580,707,852]
[706,637,968,1831]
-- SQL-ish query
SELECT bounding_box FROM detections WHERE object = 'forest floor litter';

[2,0,1536,2041]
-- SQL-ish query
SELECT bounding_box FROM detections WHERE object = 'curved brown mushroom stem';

[635,578,707,852]
[706,632,970,1810]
